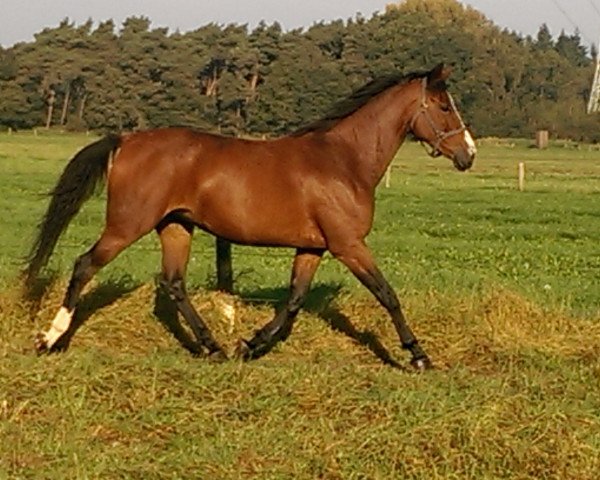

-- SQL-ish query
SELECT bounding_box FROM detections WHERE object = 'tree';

[555,30,590,67]
[536,24,554,50]
[1,0,598,140]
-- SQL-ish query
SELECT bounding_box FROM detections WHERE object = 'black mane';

[292,70,429,136]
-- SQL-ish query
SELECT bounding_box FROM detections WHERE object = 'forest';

[0,0,598,140]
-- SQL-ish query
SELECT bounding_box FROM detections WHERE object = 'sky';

[1,0,599,48]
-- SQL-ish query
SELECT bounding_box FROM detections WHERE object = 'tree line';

[1,0,598,140]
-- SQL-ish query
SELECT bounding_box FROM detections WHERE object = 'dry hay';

[2,279,598,372]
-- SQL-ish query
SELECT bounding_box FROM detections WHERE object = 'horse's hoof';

[234,339,252,361]
[185,341,206,357]
[34,333,49,354]
[411,356,433,371]
[208,349,228,363]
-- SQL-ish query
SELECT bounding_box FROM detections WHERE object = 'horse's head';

[410,64,476,171]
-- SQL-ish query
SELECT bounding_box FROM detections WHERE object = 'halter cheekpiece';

[410,77,467,158]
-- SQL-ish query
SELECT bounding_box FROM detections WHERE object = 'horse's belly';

[192,199,324,248]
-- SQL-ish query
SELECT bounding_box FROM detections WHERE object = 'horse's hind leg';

[157,221,227,360]
[237,248,323,360]
[35,230,135,352]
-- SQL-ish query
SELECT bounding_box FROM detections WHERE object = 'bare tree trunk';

[206,68,219,97]
[78,93,88,120]
[45,90,55,129]
[247,71,259,101]
[60,83,71,126]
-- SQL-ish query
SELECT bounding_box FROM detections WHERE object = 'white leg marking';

[464,130,477,156]
[43,306,74,349]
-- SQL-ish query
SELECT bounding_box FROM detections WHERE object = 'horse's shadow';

[235,283,403,369]
[27,275,401,367]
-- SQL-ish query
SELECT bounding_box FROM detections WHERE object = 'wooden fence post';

[518,162,525,191]
[215,237,233,293]
[535,130,549,149]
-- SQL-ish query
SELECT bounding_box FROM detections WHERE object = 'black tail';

[24,134,121,288]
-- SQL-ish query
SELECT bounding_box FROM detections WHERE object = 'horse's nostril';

[452,149,474,171]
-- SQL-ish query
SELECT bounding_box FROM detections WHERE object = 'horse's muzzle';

[453,150,475,171]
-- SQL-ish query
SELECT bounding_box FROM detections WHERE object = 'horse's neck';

[329,82,418,188]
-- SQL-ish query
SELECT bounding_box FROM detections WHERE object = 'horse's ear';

[427,63,452,90]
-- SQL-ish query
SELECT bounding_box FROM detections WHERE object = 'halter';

[410,77,467,158]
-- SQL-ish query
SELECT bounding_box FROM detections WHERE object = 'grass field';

[0,131,599,479]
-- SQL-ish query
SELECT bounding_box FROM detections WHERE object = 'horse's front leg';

[331,240,433,371]
[236,248,324,360]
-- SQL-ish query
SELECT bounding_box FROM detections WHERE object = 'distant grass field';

[1,131,599,479]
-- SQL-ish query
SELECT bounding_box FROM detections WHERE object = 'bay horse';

[25,63,476,370]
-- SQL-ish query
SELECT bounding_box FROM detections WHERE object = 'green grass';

[0,131,599,479]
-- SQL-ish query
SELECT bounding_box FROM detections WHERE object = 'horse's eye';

[440,104,451,113]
